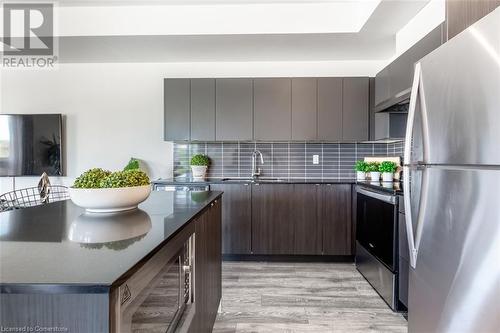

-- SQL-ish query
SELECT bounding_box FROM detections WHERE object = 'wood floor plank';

[213,262,407,333]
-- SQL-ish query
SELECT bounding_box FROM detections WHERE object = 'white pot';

[69,185,151,213]
[356,171,366,181]
[191,165,208,179]
[370,171,381,181]
[382,172,394,182]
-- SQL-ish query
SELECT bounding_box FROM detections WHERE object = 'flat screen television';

[0,114,63,176]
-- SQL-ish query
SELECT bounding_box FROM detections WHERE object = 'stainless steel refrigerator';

[403,8,500,333]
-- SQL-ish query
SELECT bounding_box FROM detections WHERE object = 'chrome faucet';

[251,150,264,179]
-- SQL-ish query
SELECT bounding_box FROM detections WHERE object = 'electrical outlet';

[313,155,320,165]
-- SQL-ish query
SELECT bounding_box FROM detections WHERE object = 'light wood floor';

[213,261,407,333]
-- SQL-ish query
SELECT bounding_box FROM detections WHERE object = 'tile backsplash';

[174,141,404,180]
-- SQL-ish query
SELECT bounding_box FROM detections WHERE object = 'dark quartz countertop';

[153,178,356,185]
[0,190,222,291]
[356,180,403,195]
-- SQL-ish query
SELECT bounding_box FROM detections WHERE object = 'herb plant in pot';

[379,161,397,182]
[367,162,380,181]
[190,154,210,180]
[354,160,368,181]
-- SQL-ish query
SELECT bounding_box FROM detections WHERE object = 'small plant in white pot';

[379,161,397,182]
[190,154,210,180]
[367,162,380,181]
[354,160,368,181]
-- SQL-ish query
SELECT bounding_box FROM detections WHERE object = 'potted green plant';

[190,154,210,180]
[367,162,380,181]
[354,160,368,181]
[379,161,397,182]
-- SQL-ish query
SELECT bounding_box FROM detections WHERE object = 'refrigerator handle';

[403,166,419,268]
[404,62,422,166]
[403,63,422,268]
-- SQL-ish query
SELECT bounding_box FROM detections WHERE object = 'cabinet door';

[342,78,369,141]
[320,184,352,255]
[190,78,215,141]
[375,67,390,107]
[317,78,342,141]
[251,184,294,254]
[253,78,292,141]
[291,78,317,140]
[210,184,252,255]
[191,200,221,333]
[164,79,190,141]
[446,0,500,40]
[293,184,321,255]
[215,79,253,140]
[389,24,443,100]
[207,200,222,316]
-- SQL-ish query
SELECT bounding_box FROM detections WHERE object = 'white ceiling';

[32,0,433,63]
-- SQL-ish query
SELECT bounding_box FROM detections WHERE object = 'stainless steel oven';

[355,186,399,310]
[113,234,195,333]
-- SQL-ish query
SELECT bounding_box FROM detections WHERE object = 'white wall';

[0,63,173,192]
[0,60,386,193]
[395,0,445,57]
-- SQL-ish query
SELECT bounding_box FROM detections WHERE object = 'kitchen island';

[0,190,222,333]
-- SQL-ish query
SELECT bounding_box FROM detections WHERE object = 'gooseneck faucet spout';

[251,150,264,179]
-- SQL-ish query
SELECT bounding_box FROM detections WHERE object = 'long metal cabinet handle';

[403,62,422,268]
[356,187,395,204]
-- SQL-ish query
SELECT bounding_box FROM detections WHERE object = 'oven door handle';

[356,188,395,205]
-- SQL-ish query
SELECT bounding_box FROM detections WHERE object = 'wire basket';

[0,185,70,212]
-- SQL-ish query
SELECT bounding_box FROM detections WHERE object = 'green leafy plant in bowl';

[354,160,368,180]
[379,161,398,182]
[73,168,111,188]
[70,160,151,213]
[190,154,210,180]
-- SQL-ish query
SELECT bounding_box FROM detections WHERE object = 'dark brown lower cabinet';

[251,184,294,254]
[251,183,352,256]
[210,184,252,254]
[293,184,322,255]
[320,184,353,255]
[109,197,221,333]
[190,199,222,333]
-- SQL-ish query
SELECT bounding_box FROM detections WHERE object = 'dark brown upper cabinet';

[342,77,369,141]
[291,78,318,141]
[215,78,253,141]
[164,79,190,141]
[317,78,343,141]
[253,78,292,141]
[190,78,215,141]
[446,0,499,40]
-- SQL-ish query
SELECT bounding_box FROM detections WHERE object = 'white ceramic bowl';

[68,185,151,213]
[67,209,152,244]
